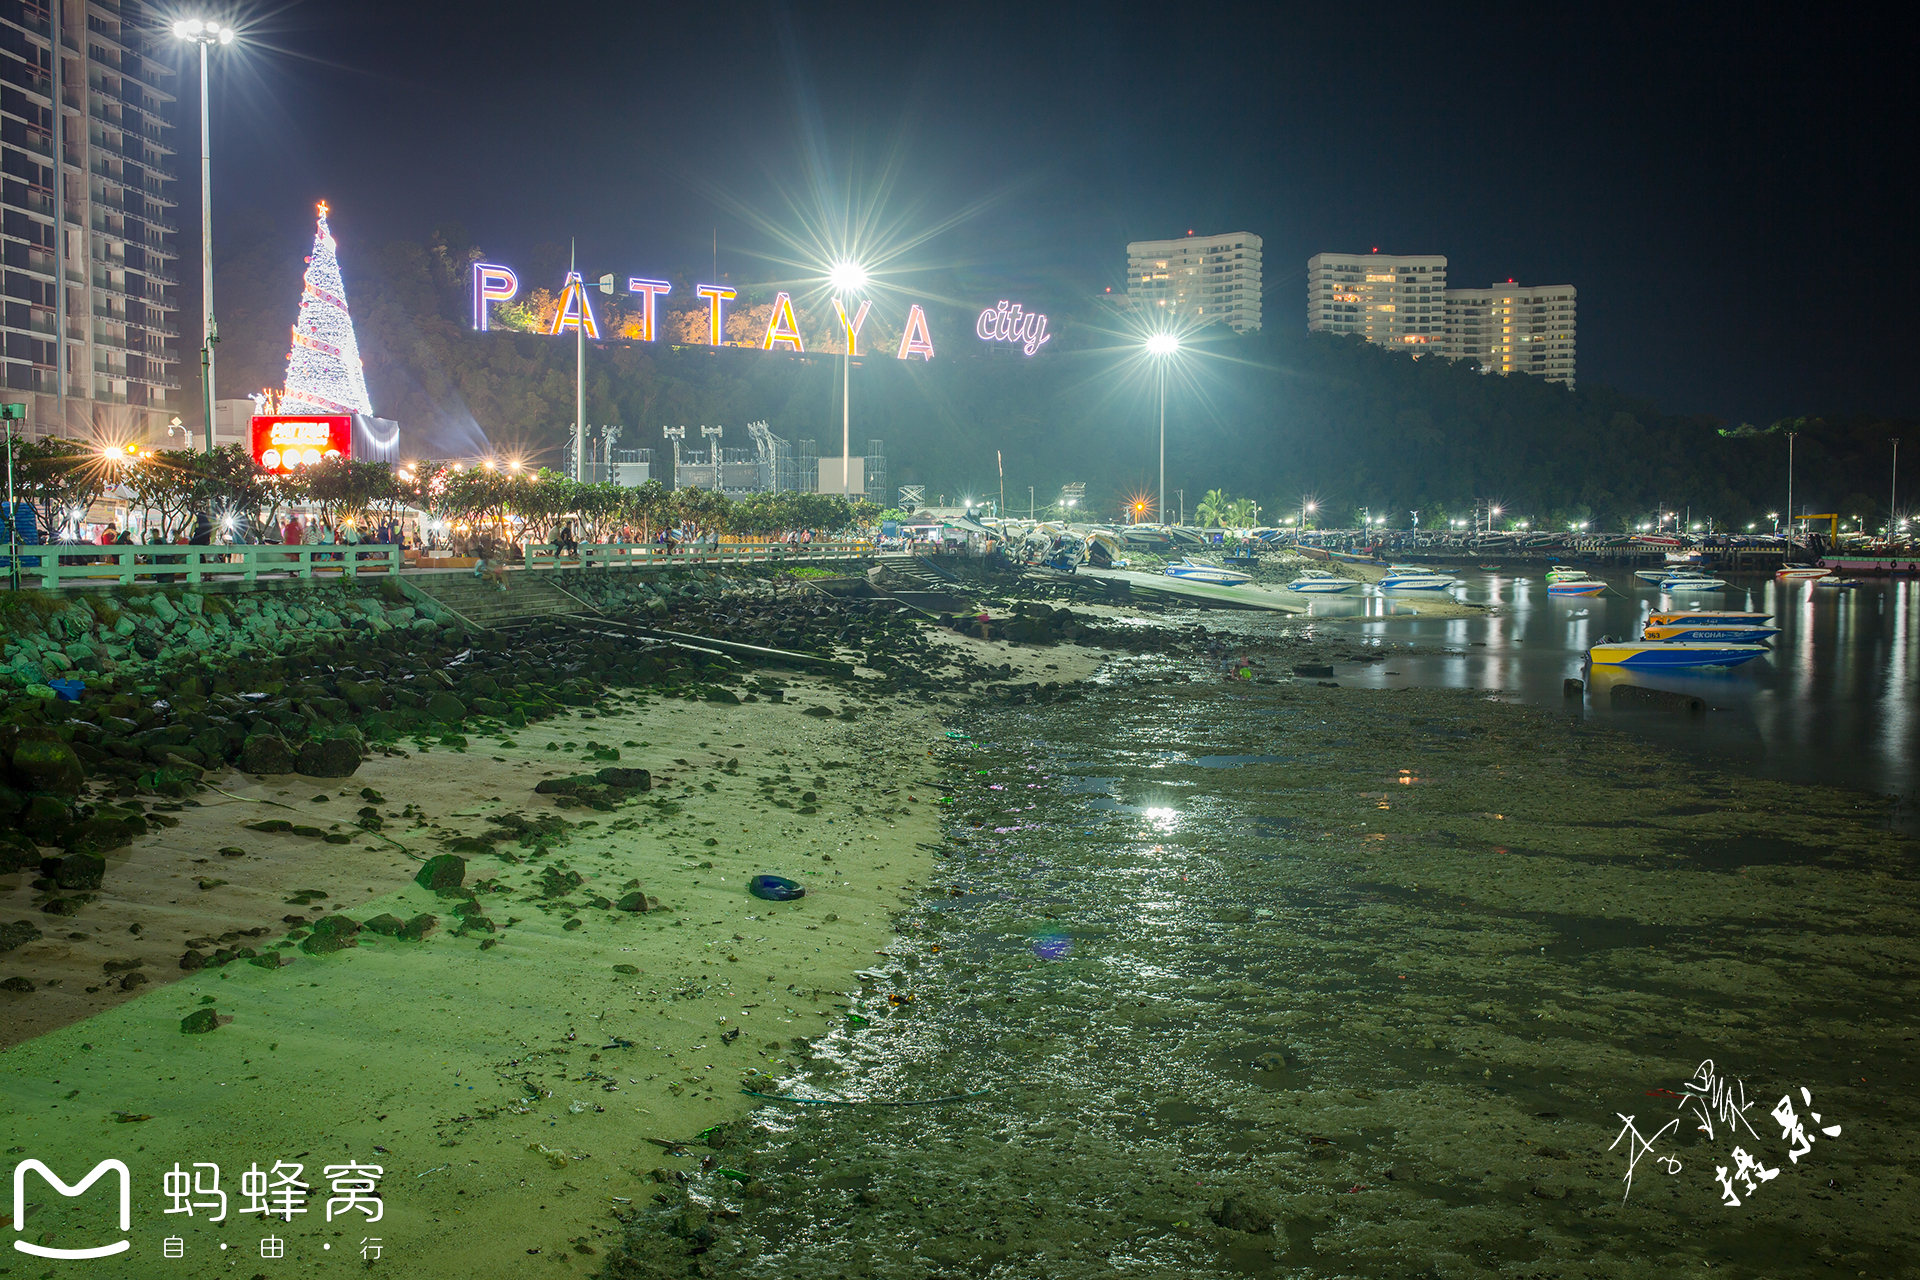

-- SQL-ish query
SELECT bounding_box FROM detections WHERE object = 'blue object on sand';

[748,875,806,901]
[48,678,86,701]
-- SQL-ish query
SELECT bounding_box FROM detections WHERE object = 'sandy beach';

[0,593,1109,1276]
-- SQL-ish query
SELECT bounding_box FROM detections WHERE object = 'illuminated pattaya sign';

[976,300,1050,355]
[470,265,992,363]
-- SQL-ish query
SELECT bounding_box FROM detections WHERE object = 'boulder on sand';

[414,854,466,892]
[297,738,362,778]
[240,734,298,774]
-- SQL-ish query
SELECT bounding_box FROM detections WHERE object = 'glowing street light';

[174,17,236,452]
[828,261,870,499]
[1145,332,1179,526]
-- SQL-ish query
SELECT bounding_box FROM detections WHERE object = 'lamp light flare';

[827,261,869,294]
[1145,333,1180,356]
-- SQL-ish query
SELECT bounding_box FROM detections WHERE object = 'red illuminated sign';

[252,415,351,473]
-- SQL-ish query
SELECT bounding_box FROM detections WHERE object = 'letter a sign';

[13,1159,132,1258]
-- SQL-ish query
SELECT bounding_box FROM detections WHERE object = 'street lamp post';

[829,262,869,500]
[173,18,234,453]
[1145,333,1178,524]
[1784,431,1798,550]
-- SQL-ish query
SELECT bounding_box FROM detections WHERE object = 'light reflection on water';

[1330,572,1918,816]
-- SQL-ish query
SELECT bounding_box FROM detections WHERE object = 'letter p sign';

[472,263,520,331]
[13,1159,131,1259]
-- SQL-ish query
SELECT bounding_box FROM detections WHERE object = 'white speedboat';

[1287,570,1359,594]
[1660,575,1728,591]
[1163,557,1252,586]
[1379,569,1460,591]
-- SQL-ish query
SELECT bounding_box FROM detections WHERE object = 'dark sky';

[181,1,1916,425]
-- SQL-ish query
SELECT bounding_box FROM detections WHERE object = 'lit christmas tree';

[280,201,374,416]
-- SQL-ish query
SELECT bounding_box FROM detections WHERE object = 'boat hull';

[1642,625,1782,642]
[1548,583,1606,596]
[1647,610,1772,625]
[1287,578,1358,593]
[1163,561,1251,586]
[1379,575,1459,591]
[1588,642,1769,668]
[1660,577,1728,590]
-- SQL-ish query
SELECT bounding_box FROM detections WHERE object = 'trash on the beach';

[748,875,805,901]
[47,678,85,701]
[944,731,971,740]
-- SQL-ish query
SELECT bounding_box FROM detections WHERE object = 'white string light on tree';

[280,201,374,416]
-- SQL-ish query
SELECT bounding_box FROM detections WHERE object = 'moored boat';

[1547,567,1595,583]
[1660,575,1728,591]
[1646,609,1772,626]
[1547,579,1608,596]
[1162,557,1252,586]
[1379,569,1460,591]
[1587,641,1769,668]
[1642,623,1782,643]
[1286,570,1359,593]
[1776,565,1832,582]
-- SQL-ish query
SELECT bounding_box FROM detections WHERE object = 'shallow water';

[1306,571,1917,821]
[682,650,1919,1278]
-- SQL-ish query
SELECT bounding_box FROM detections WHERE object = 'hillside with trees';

[212,216,1908,532]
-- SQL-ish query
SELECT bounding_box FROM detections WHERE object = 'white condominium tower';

[1126,232,1263,332]
[1307,252,1448,347]
[1441,282,1577,387]
[1307,251,1577,388]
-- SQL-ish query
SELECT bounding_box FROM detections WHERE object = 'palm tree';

[1226,497,1259,528]
[1194,488,1230,527]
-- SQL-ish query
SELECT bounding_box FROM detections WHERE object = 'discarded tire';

[747,875,805,902]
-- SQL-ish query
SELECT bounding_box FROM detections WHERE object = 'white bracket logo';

[13,1159,131,1259]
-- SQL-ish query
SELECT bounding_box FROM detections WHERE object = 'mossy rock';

[413,854,466,892]
[298,914,362,955]
[180,1007,220,1034]
[361,913,406,936]
[239,734,298,774]
[297,738,362,778]
[424,692,468,723]
[397,913,437,941]
[9,734,86,795]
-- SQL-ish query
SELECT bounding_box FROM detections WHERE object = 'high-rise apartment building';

[1,0,181,442]
[1307,252,1449,348]
[1441,283,1576,387]
[1307,251,1577,387]
[1127,232,1262,332]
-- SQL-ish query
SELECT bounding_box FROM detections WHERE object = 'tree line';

[3,438,872,545]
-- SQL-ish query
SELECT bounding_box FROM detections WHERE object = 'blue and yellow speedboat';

[1588,641,1769,668]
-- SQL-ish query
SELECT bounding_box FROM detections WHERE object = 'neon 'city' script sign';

[469,265,965,363]
[976,301,1050,355]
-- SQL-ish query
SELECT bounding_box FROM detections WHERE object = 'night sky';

[179,1,1914,425]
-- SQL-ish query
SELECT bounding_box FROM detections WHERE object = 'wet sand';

[610,617,1920,1279]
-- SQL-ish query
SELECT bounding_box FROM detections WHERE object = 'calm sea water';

[1310,572,1917,821]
